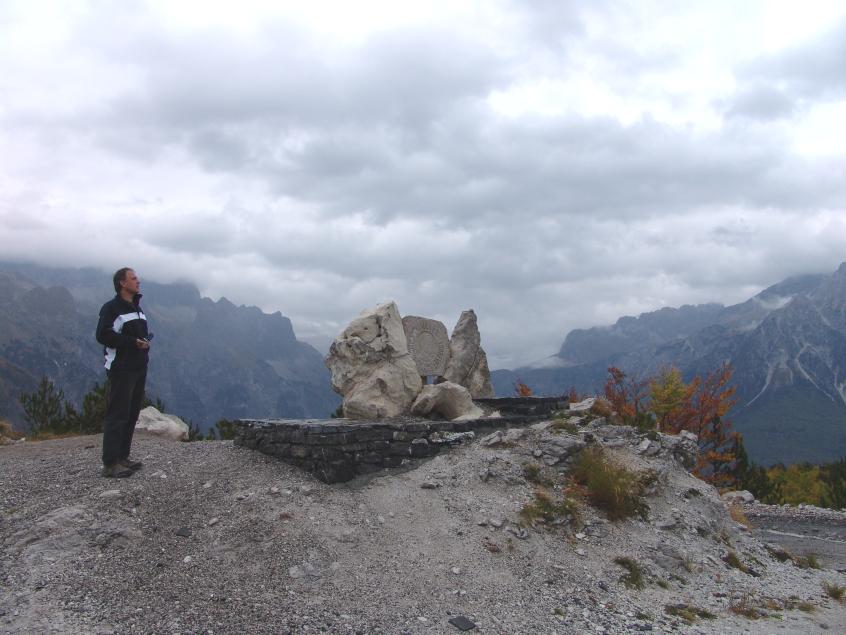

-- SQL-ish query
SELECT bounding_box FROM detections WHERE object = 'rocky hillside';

[493,264,846,465]
[0,263,339,431]
[2,413,845,634]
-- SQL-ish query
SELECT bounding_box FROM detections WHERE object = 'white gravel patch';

[1,429,845,634]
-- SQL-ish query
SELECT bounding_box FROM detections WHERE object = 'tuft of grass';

[589,399,613,418]
[570,447,650,521]
[681,556,696,573]
[794,553,822,570]
[635,611,651,621]
[730,595,763,620]
[783,596,816,612]
[522,462,548,485]
[0,420,25,442]
[613,556,645,590]
[723,551,750,574]
[656,579,669,589]
[728,503,751,528]
[550,417,580,434]
[822,581,845,601]
[520,488,580,528]
[765,544,793,562]
[664,604,716,624]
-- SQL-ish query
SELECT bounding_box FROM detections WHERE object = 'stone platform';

[234,396,568,483]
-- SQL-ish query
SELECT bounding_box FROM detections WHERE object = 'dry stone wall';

[234,397,568,483]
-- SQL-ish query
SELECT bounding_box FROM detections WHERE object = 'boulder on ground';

[136,407,189,441]
[442,310,494,398]
[411,382,484,421]
[568,397,596,413]
[721,490,755,504]
[325,302,423,419]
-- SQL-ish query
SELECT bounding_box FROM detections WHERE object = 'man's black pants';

[102,369,146,467]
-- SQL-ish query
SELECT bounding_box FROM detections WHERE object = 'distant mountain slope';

[0,263,339,431]
[493,264,846,465]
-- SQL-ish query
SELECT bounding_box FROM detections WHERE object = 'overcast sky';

[2,1,846,368]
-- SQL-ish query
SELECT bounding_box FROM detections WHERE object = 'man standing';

[96,267,150,478]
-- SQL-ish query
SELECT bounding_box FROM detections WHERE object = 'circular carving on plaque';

[402,316,449,376]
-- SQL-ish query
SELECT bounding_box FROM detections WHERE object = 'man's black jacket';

[95,293,149,371]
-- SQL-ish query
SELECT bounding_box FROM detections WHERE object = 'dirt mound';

[1,427,844,634]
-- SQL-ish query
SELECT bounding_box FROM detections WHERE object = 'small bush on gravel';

[822,581,845,601]
[590,398,613,418]
[520,488,580,528]
[550,417,579,434]
[765,544,793,562]
[729,595,763,619]
[0,420,25,444]
[794,553,822,569]
[728,503,751,528]
[571,447,650,520]
[723,551,750,573]
[664,604,716,624]
[613,556,645,590]
[523,462,551,486]
[784,597,816,612]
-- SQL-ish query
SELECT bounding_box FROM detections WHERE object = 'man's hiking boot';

[102,464,133,478]
[119,459,143,471]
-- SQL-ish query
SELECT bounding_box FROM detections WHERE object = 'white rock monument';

[325,302,495,420]
[325,302,423,419]
[443,309,495,398]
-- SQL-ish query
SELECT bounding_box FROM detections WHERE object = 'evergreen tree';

[19,377,67,434]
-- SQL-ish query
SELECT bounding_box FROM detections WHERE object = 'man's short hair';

[113,267,133,293]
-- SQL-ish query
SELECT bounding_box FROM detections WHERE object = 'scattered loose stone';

[207,517,219,527]
[98,490,122,499]
[175,527,191,538]
[448,615,477,631]
[420,482,440,489]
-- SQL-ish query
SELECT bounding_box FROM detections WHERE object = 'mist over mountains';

[493,264,846,466]
[0,263,339,432]
[3,261,845,465]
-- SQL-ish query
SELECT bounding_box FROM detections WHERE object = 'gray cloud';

[2,1,846,367]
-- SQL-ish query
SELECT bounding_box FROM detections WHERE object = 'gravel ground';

[2,429,845,635]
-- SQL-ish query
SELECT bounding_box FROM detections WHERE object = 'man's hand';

[136,338,150,350]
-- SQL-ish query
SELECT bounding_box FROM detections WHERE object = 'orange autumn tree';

[603,367,651,428]
[687,363,738,487]
[604,363,740,486]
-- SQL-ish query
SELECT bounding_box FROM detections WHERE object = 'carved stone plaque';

[402,316,450,377]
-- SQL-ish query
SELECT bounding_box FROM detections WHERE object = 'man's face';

[121,270,140,295]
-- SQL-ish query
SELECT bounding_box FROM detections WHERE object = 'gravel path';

[2,430,845,634]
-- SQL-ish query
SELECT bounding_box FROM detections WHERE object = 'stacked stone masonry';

[234,397,567,483]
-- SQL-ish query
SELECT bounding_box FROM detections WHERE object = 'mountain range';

[492,264,846,465]
[0,262,339,432]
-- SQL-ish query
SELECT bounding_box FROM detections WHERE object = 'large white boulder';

[136,406,189,441]
[325,302,423,419]
[410,382,484,421]
[443,310,494,398]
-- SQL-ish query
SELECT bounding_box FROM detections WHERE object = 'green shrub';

[520,488,579,528]
[729,595,763,620]
[723,551,750,573]
[823,581,845,601]
[794,553,822,570]
[664,604,715,624]
[551,417,579,434]
[614,556,645,590]
[571,447,650,520]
